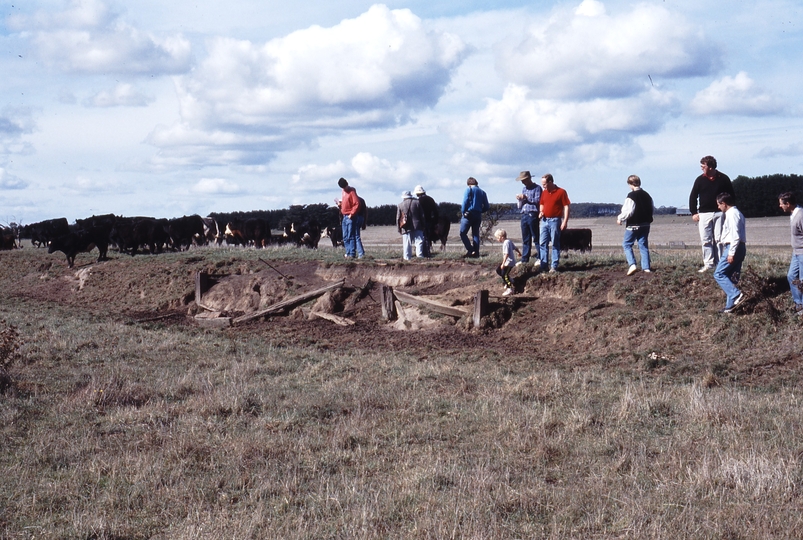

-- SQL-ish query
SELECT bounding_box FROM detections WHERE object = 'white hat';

[402,190,413,199]
[413,185,425,195]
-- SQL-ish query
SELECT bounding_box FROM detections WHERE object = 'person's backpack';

[399,201,411,231]
[399,210,409,230]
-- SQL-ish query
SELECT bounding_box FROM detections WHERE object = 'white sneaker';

[515,261,523,267]
[698,266,713,273]
[502,288,514,297]
[643,269,651,273]
[627,264,637,276]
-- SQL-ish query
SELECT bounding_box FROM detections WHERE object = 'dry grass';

[2,244,803,538]
[2,310,803,537]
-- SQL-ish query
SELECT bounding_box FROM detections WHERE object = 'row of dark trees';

[732,174,803,218]
[209,199,684,232]
[211,202,463,229]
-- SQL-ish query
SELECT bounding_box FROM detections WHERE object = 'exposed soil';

[3,248,802,388]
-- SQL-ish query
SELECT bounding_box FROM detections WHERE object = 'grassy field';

[1,232,803,538]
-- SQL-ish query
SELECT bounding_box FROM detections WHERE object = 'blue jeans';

[539,217,561,270]
[520,212,539,262]
[353,214,365,258]
[714,242,745,308]
[623,225,651,270]
[459,211,482,255]
[788,253,803,306]
[342,215,356,257]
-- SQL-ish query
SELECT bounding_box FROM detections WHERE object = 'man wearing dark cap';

[515,171,542,264]
[459,177,489,258]
[337,178,365,259]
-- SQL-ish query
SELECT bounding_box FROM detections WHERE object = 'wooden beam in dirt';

[232,279,346,325]
[393,290,469,319]
[473,290,488,328]
[308,311,355,326]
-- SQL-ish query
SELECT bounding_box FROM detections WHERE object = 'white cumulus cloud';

[150,4,466,167]
[291,153,417,195]
[84,83,153,107]
[11,0,191,75]
[0,168,28,190]
[451,84,678,164]
[690,72,787,116]
[192,178,243,195]
[756,142,803,158]
[495,0,719,99]
[0,107,36,157]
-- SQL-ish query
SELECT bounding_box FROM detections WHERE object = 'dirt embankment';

[2,249,801,387]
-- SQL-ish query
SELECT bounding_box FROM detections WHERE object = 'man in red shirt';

[538,174,571,272]
[337,178,365,259]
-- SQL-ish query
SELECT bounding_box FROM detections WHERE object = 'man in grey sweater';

[779,192,803,315]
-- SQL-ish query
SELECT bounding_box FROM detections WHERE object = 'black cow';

[135,218,170,254]
[560,228,592,252]
[225,218,271,248]
[75,214,114,261]
[168,215,205,250]
[283,220,321,249]
[48,230,101,268]
[324,224,343,248]
[0,226,17,250]
[201,216,223,245]
[20,218,70,248]
[110,216,169,256]
[109,216,138,255]
[433,216,451,252]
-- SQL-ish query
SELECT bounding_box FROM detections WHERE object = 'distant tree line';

[210,202,464,230]
[570,203,677,218]
[732,174,803,218]
[210,199,685,231]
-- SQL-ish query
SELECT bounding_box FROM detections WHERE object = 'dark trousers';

[520,212,539,262]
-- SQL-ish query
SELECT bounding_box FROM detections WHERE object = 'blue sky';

[2,0,802,224]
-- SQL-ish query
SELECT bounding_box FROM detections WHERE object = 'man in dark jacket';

[414,185,438,257]
[688,155,734,272]
[397,191,426,260]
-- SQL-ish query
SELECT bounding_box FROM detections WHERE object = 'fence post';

[473,290,488,328]
[380,285,397,321]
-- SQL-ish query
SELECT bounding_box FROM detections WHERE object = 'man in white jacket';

[713,192,746,313]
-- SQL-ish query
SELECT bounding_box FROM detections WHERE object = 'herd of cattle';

[0,214,332,267]
[0,213,590,268]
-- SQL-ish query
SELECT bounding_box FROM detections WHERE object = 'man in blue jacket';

[459,177,489,258]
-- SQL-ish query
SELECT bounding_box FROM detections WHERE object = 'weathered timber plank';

[393,290,469,318]
[308,311,355,326]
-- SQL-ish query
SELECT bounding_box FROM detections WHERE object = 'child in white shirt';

[494,229,521,297]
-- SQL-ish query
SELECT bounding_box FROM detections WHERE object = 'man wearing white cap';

[397,191,426,260]
[414,185,439,257]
